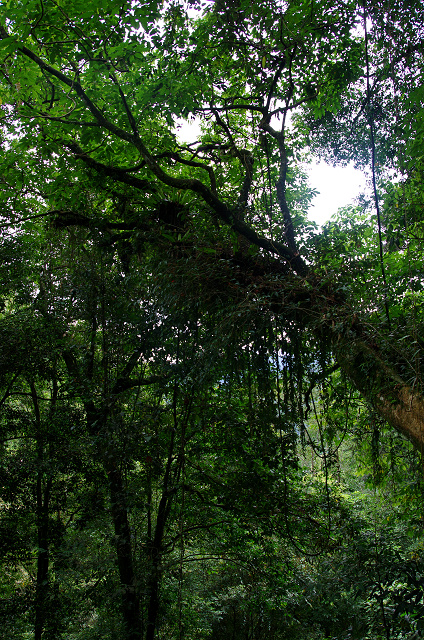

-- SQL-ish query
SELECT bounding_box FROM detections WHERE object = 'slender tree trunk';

[35,471,52,640]
[145,543,161,640]
[145,493,169,640]
[30,381,52,640]
[87,405,141,640]
[145,430,177,640]
[106,460,141,640]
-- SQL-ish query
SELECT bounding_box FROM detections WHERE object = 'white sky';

[306,162,368,226]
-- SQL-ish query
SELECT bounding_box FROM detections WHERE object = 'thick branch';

[259,119,298,253]
[109,72,139,137]
[336,337,424,451]
[64,141,154,192]
[11,35,308,274]
[153,151,217,194]
[237,151,254,209]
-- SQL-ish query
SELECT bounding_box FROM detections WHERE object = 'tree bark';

[64,337,149,640]
[336,335,424,452]
[145,430,177,640]
[31,381,52,640]
[106,460,142,640]
[86,406,142,640]
[35,471,52,640]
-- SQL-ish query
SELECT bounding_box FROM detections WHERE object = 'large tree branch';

[210,109,254,212]
[335,336,424,451]
[109,71,139,137]
[64,144,307,274]
[63,140,155,192]
[264,58,287,113]
[9,34,308,274]
[259,119,298,253]
[152,151,217,194]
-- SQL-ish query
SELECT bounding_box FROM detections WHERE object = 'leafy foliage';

[0,0,424,639]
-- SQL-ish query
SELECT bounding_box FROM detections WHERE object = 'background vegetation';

[0,0,424,638]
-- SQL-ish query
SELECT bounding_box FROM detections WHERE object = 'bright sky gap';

[178,119,367,228]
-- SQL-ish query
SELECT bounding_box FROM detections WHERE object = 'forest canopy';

[1,0,424,639]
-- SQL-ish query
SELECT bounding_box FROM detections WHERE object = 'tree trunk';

[145,430,177,640]
[35,471,52,640]
[30,381,52,640]
[87,406,141,640]
[145,492,170,640]
[106,460,142,640]
[336,335,424,451]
